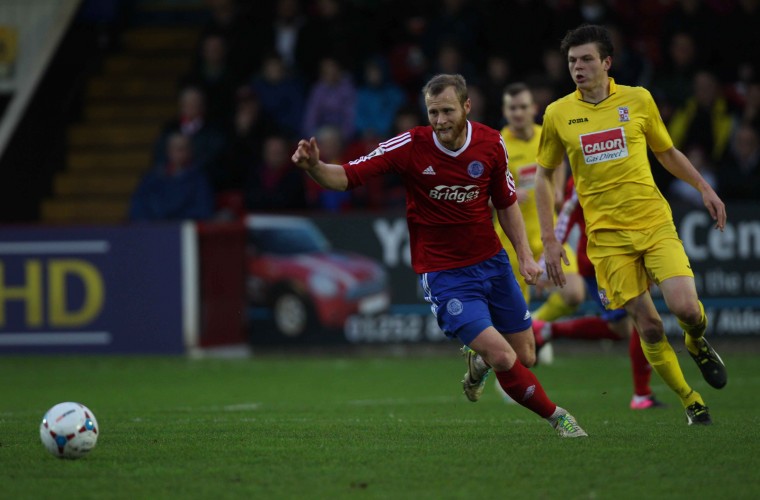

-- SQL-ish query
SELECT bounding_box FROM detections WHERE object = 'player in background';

[292,73,587,437]
[532,177,666,410]
[535,25,727,425]
[461,82,587,402]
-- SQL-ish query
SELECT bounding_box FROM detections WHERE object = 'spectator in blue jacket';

[130,133,215,221]
[250,52,306,139]
[354,56,407,139]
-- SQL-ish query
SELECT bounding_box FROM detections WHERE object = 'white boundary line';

[0,240,110,254]
[0,332,111,345]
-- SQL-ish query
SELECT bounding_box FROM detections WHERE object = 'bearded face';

[425,86,470,150]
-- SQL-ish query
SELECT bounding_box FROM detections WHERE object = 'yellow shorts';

[586,222,694,310]
[505,241,579,303]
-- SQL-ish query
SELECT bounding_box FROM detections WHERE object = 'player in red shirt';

[533,177,665,410]
[292,74,587,437]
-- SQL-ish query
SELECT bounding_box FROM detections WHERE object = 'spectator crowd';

[129,0,760,222]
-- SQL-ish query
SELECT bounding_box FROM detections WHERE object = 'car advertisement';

[248,202,760,344]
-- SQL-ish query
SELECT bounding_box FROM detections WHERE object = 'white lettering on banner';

[680,211,760,261]
[745,272,760,293]
[344,313,446,343]
[663,308,760,336]
[705,270,742,295]
[716,309,760,335]
[372,218,411,268]
[694,269,760,296]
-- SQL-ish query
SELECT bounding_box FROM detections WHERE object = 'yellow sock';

[640,337,703,408]
[681,301,707,355]
[533,292,577,321]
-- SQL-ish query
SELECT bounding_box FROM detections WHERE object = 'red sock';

[495,360,557,418]
[629,328,652,396]
[550,316,623,340]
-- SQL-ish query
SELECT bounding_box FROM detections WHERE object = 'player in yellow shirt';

[535,24,727,426]
[496,83,585,313]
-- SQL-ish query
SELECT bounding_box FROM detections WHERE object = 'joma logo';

[568,117,589,125]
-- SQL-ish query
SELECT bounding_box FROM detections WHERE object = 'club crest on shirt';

[579,127,629,165]
[467,161,484,178]
[598,288,610,308]
[447,298,464,316]
[618,106,630,122]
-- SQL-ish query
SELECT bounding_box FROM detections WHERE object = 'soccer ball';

[39,402,99,459]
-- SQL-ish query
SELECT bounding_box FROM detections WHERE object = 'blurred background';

[0,0,758,355]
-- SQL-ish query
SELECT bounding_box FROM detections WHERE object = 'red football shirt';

[343,121,517,273]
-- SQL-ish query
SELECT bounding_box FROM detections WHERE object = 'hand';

[519,257,543,286]
[533,254,551,295]
[702,188,726,231]
[543,238,569,287]
[291,137,320,170]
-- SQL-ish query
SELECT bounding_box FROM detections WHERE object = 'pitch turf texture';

[2,345,759,499]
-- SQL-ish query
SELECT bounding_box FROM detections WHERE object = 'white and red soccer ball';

[40,402,99,459]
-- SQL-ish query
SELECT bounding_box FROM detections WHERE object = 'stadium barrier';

[0,223,192,353]
[194,221,246,348]
[1,201,756,351]
[0,222,247,354]
[250,202,760,345]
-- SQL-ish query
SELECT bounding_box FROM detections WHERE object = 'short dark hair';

[503,82,530,98]
[560,24,614,60]
[422,74,468,106]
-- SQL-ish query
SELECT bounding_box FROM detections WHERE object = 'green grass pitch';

[1,345,759,499]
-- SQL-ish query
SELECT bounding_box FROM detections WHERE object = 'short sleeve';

[536,108,565,169]
[643,90,674,153]
[490,136,517,209]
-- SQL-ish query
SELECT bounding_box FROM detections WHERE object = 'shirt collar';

[432,121,472,157]
[574,77,617,101]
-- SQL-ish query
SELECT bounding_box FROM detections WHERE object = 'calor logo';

[579,127,628,165]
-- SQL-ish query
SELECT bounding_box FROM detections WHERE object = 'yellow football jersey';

[496,123,543,255]
[537,79,674,233]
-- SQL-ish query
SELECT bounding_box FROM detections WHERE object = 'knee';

[483,348,518,371]
[562,276,587,308]
[676,303,703,326]
[520,349,536,368]
[637,317,664,344]
[563,290,585,309]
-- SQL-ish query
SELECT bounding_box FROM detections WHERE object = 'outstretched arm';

[654,146,726,230]
[291,137,349,191]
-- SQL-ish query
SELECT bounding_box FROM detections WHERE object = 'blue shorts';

[583,275,627,323]
[419,250,531,345]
